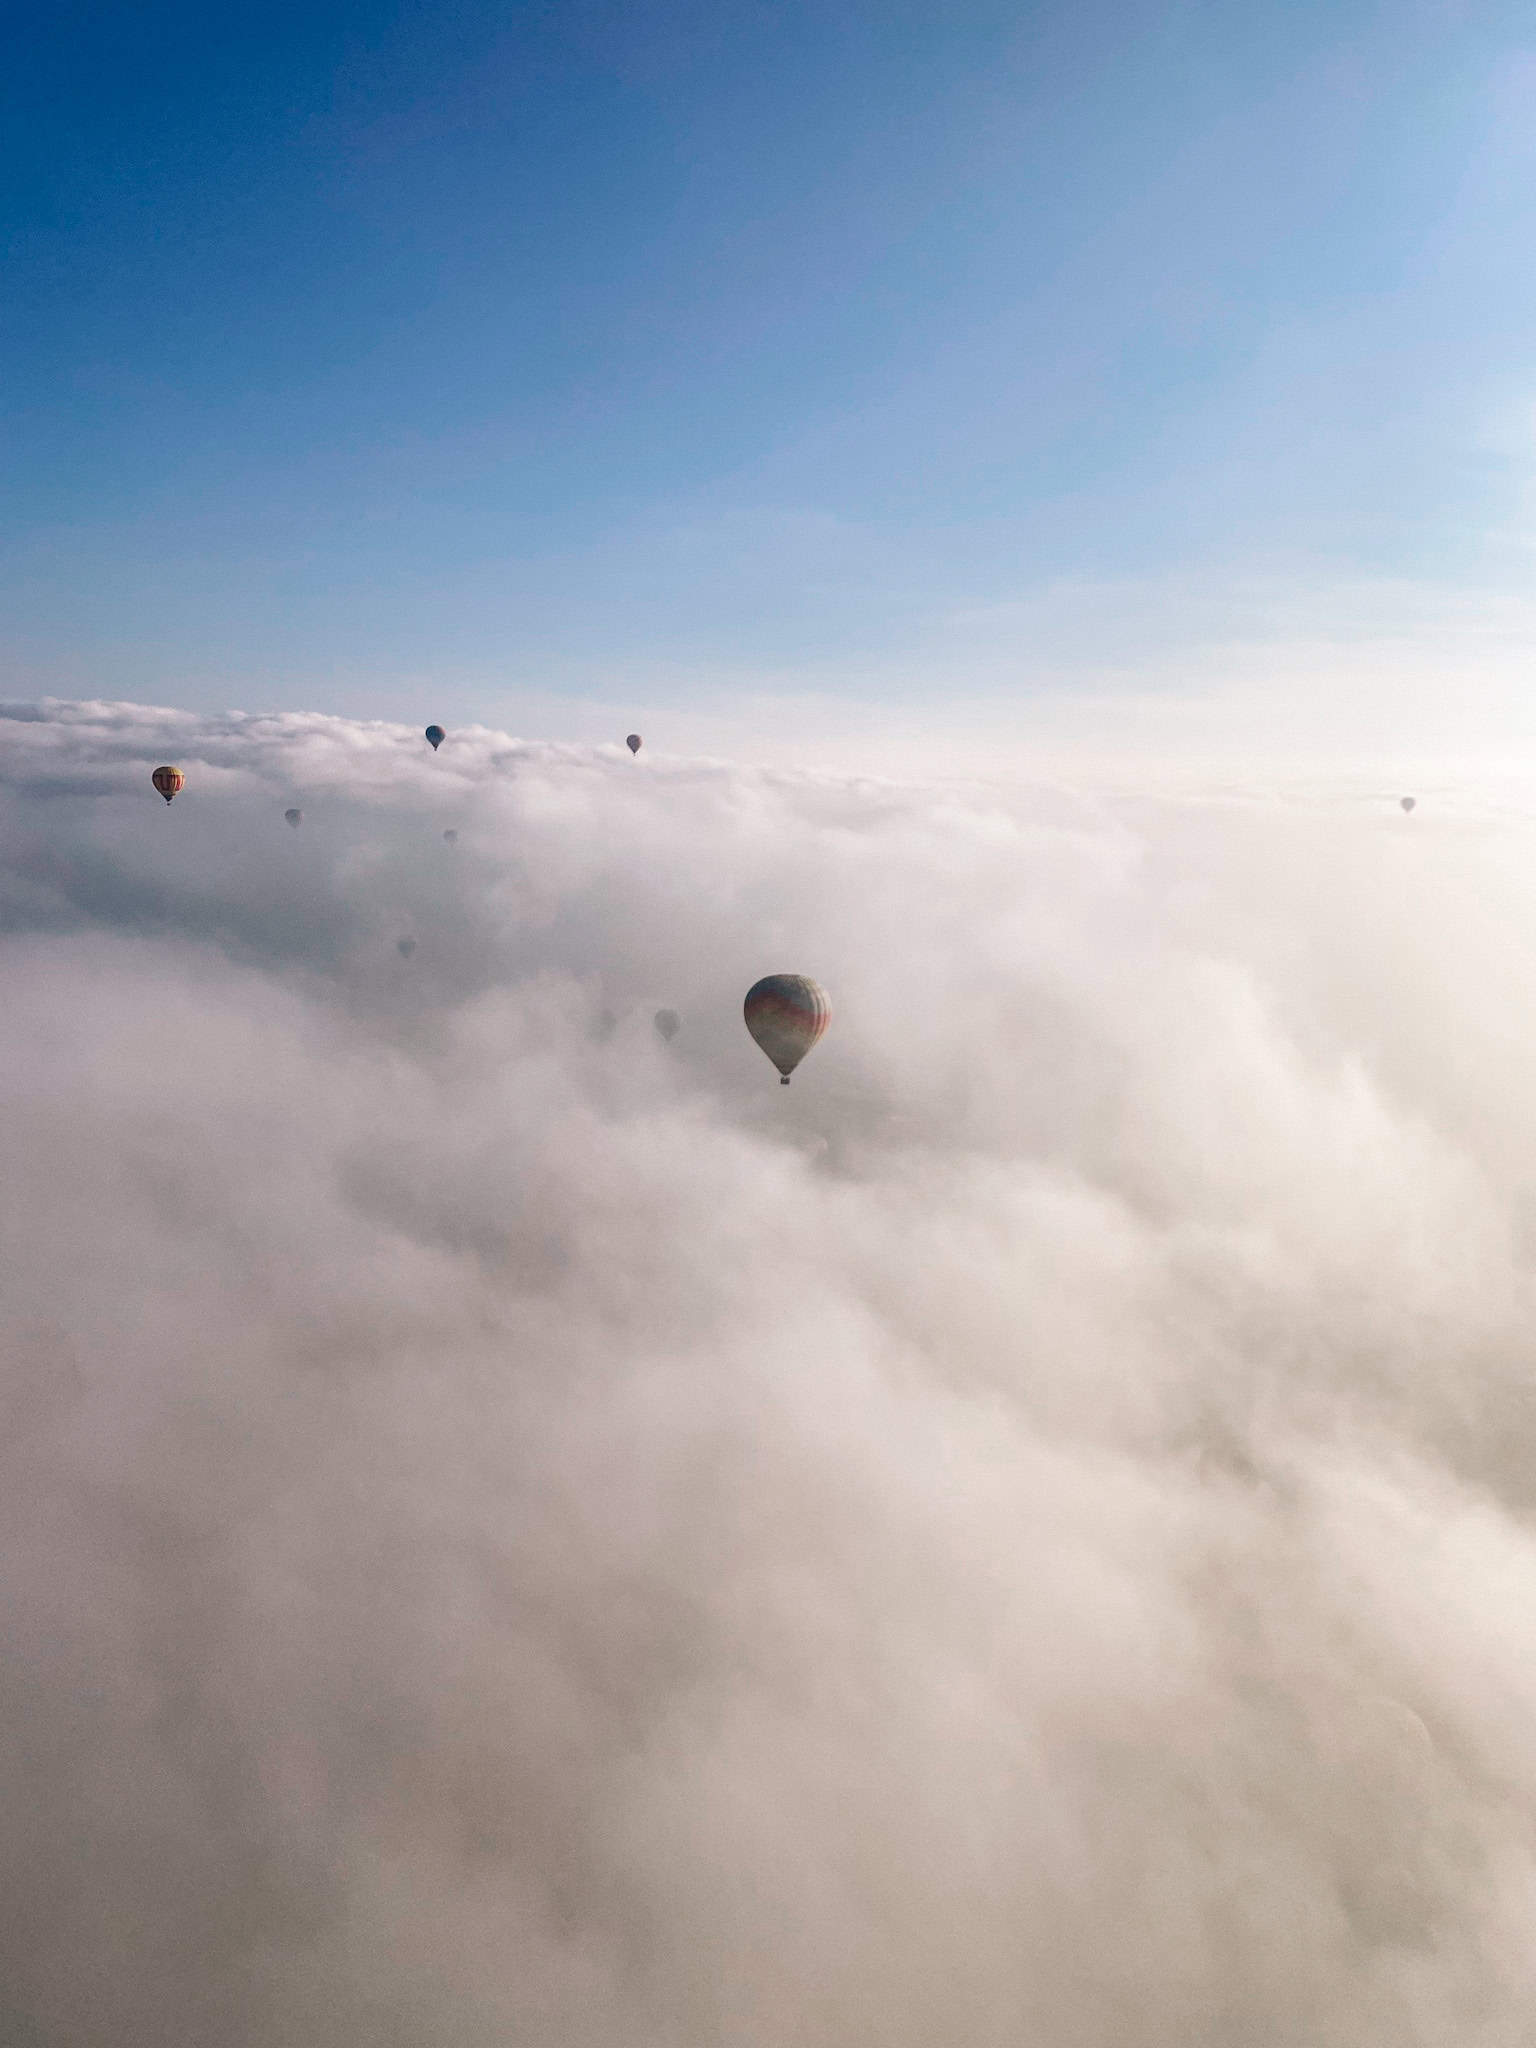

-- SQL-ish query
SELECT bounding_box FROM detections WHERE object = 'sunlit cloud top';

[7,699,1536,2040]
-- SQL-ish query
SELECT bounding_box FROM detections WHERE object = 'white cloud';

[4,698,1536,2042]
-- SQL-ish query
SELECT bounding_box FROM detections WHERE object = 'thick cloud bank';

[5,699,1536,2044]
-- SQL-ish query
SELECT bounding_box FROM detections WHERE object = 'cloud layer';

[5,699,1536,2045]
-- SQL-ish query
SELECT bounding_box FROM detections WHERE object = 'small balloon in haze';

[595,1007,618,1043]
[654,1008,680,1043]
[626,734,642,755]
[443,828,458,844]
[284,808,302,828]
[744,974,831,1085]
[150,765,184,804]
[425,725,446,752]
[1368,1697,1434,1763]
[1401,796,1416,813]
[397,937,416,958]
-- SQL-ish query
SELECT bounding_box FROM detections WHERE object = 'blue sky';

[5,0,1536,746]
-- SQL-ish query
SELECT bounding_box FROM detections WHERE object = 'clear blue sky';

[5,0,1535,740]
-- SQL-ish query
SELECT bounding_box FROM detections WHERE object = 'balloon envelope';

[425,725,445,751]
[443,828,458,844]
[397,937,416,958]
[150,765,184,804]
[654,1008,680,1042]
[284,808,302,827]
[1368,1696,1434,1762]
[744,974,830,1084]
[1401,796,1416,813]
[626,734,642,754]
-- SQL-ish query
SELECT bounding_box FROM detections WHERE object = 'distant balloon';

[595,1007,618,1042]
[425,725,446,751]
[744,974,830,1085]
[397,937,416,958]
[626,734,642,755]
[1368,1696,1434,1763]
[150,765,184,804]
[284,807,302,828]
[654,1008,680,1043]
[443,828,458,844]
[1400,796,1416,813]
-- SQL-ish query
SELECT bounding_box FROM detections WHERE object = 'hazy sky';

[12,16,1536,2037]
[6,1,1536,746]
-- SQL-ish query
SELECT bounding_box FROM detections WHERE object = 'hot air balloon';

[425,725,446,752]
[654,1009,680,1043]
[1368,1697,1434,1763]
[285,808,302,828]
[398,937,416,958]
[744,975,830,1085]
[443,828,458,844]
[151,765,184,804]
[626,734,642,755]
[1401,796,1416,814]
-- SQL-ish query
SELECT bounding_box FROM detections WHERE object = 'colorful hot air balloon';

[285,808,302,828]
[398,937,416,958]
[1401,796,1416,813]
[654,1008,680,1043]
[744,975,830,1085]
[151,765,184,804]
[626,734,642,755]
[425,725,446,751]
[443,828,458,844]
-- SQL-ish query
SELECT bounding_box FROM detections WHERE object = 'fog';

[5,698,1536,2044]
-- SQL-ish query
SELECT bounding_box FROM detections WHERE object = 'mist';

[5,699,1536,2045]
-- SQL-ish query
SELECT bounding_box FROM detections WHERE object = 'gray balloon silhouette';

[397,937,416,959]
[654,1008,680,1043]
[284,808,302,828]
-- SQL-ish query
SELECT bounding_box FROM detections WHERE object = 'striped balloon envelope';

[743,975,830,1084]
[150,765,185,804]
